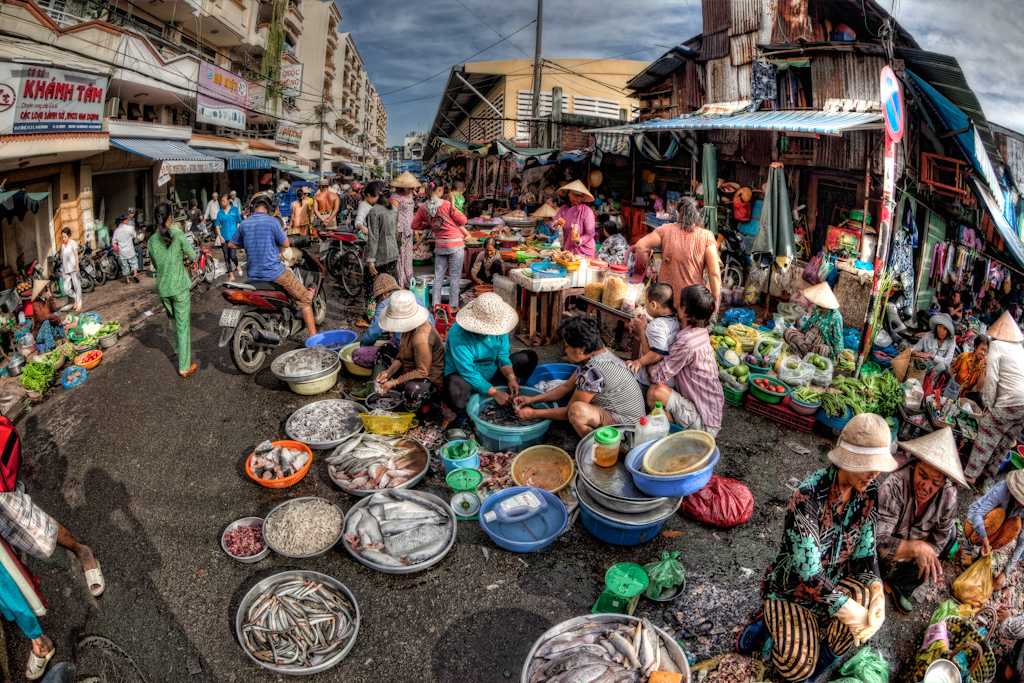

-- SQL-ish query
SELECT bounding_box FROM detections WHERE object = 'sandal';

[84,561,105,597]
[179,362,199,379]
[25,646,54,681]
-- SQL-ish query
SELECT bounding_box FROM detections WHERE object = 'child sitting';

[627,283,679,385]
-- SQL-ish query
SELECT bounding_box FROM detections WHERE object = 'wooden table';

[517,287,562,346]
[578,296,639,358]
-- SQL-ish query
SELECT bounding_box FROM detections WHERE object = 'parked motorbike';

[81,246,106,286]
[183,231,215,289]
[91,245,119,284]
[47,253,95,297]
[718,225,749,292]
[217,237,328,374]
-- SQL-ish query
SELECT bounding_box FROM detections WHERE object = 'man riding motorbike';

[228,192,317,337]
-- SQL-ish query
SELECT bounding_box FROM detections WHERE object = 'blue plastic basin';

[624,441,719,498]
[467,387,553,452]
[577,503,667,546]
[526,363,577,407]
[479,486,568,553]
[304,329,357,351]
[440,440,480,474]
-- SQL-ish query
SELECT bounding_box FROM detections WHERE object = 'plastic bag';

[805,353,834,387]
[779,356,815,387]
[643,551,686,600]
[953,554,993,607]
[721,307,756,326]
[929,599,961,625]
[831,647,889,683]
[680,475,754,528]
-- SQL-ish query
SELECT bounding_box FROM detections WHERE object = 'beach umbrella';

[701,143,718,233]
[752,162,795,269]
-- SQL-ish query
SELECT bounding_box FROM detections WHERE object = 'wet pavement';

[13,278,951,681]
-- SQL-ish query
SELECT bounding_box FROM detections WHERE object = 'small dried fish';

[241,575,356,670]
[287,400,364,444]
[264,499,343,557]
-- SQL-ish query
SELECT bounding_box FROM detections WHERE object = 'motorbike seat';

[244,280,288,292]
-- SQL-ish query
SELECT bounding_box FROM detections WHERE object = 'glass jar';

[592,426,623,468]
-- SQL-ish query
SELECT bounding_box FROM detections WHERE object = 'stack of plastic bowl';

[625,432,719,498]
[440,439,480,474]
[478,486,568,553]
[573,426,681,546]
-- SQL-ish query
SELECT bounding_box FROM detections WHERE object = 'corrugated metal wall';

[703,0,731,32]
[810,54,886,107]
[730,32,758,66]
[705,57,752,103]
[730,0,763,35]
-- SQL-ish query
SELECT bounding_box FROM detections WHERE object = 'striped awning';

[193,148,271,171]
[588,110,883,137]
[110,137,223,173]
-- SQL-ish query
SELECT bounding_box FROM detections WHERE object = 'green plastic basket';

[723,384,746,407]
[748,374,789,404]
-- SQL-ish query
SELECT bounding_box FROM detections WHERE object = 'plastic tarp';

[752,163,795,268]
[702,143,718,233]
[972,177,1024,268]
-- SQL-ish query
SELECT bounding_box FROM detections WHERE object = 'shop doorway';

[93,170,147,232]
[0,184,53,274]
[808,174,860,254]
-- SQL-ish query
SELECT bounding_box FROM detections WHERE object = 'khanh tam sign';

[0,63,107,135]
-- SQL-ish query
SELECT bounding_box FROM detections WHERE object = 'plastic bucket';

[305,329,357,351]
[441,440,480,474]
[526,363,577,407]
[578,503,666,546]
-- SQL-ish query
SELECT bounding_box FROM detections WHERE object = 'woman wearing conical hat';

[965,311,1024,486]
[876,428,966,613]
[784,282,845,359]
[553,180,597,257]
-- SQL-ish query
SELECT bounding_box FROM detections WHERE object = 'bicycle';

[320,229,364,298]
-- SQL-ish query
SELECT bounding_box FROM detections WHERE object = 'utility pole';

[530,0,543,145]
[317,85,326,179]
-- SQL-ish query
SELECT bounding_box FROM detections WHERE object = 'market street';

[13,284,942,681]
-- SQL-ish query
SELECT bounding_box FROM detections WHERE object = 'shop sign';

[280,64,303,98]
[246,82,266,114]
[276,120,302,147]
[160,159,224,178]
[196,62,247,130]
[0,63,107,135]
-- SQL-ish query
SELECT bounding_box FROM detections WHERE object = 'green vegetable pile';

[20,359,55,393]
[818,371,903,418]
[97,321,120,337]
[836,349,855,374]
[445,439,477,460]
[793,387,822,404]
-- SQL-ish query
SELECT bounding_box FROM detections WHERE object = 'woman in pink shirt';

[554,180,597,257]
[412,182,469,309]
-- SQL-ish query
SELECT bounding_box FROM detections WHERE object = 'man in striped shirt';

[649,285,724,435]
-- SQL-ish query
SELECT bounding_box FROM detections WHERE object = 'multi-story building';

[404,132,426,161]
[0,0,386,276]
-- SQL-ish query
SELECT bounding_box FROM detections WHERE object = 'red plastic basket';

[744,394,815,433]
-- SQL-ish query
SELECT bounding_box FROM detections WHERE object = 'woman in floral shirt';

[745,414,897,681]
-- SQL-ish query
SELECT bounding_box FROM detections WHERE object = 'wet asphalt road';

[15,281,932,682]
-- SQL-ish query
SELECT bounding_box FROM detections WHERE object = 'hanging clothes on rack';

[890,197,918,316]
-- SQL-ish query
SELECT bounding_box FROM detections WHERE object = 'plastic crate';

[744,395,815,433]
[723,384,746,407]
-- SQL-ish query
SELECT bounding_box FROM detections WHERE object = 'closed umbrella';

[701,143,718,234]
[752,162,795,269]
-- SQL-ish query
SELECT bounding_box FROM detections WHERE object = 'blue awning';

[110,137,223,174]
[587,110,883,137]
[973,177,1024,269]
[193,148,271,170]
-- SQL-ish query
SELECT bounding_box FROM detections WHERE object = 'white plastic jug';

[635,402,671,445]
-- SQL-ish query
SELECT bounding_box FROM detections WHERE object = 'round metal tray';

[574,425,671,511]
[520,614,690,683]
[220,517,269,564]
[575,479,680,527]
[235,570,359,676]
[330,438,430,497]
[342,490,456,574]
[263,497,345,559]
[285,399,366,449]
[271,347,340,383]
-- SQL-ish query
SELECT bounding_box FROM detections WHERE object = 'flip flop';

[84,561,105,597]
[25,646,54,681]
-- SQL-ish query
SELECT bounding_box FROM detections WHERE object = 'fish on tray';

[525,619,687,683]
[251,441,310,481]
[343,490,453,567]
[241,576,356,669]
[325,433,426,491]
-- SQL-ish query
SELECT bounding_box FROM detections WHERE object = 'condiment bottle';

[592,426,623,467]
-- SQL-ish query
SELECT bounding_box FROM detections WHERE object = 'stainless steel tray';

[330,438,429,497]
[575,479,680,527]
[342,490,456,574]
[285,399,366,449]
[574,425,670,508]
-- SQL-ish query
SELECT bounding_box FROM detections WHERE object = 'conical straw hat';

[987,311,1023,343]
[530,203,558,219]
[801,282,839,310]
[898,427,967,487]
[558,180,594,202]
[1008,470,1024,505]
[391,171,421,189]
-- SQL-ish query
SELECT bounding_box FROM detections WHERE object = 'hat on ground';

[929,313,955,338]
[379,290,429,333]
[30,280,48,301]
[558,180,594,202]
[987,311,1024,343]
[827,413,898,473]
[801,282,840,310]
[456,292,518,336]
[391,172,421,190]
[898,427,967,487]
[531,203,558,219]
[372,273,400,300]
[1007,470,1024,505]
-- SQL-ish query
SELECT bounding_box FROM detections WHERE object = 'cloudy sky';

[335,0,1024,146]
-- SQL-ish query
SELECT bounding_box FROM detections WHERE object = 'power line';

[450,0,532,57]
[379,19,536,97]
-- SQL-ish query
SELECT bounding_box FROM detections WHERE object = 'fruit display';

[726,324,759,351]
[719,364,750,392]
[751,377,786,394]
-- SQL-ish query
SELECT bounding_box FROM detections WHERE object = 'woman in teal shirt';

[149,202,198,378]
[443,293,537,419]
[214,194,242,281]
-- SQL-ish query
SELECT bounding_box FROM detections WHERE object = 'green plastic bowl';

[748,374,789,404]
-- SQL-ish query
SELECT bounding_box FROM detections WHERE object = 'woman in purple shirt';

[554,180,596,257]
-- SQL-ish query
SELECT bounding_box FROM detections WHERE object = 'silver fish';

[608,632,639,669]
[384,523,448,558]
[550,665,610,683]
[379,517,445,536]
[360,548,403,567]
